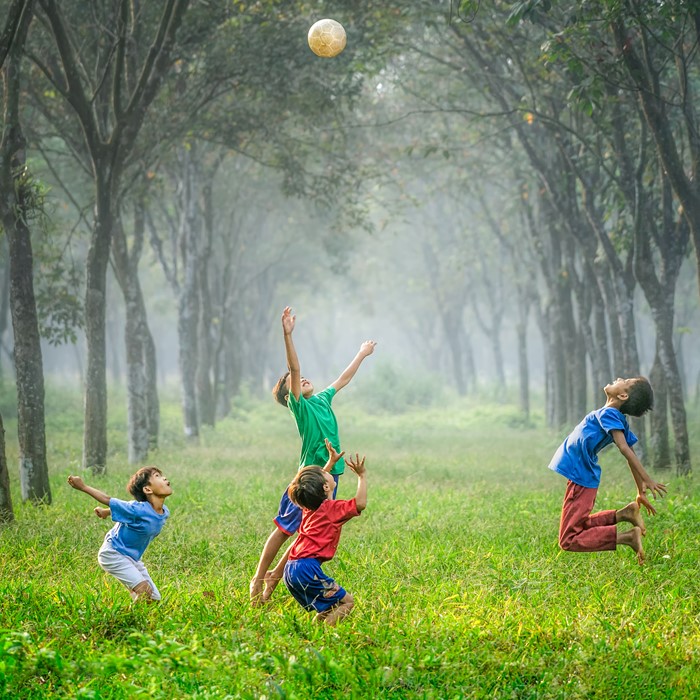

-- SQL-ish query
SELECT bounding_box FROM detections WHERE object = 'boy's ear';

[617,390,629,401]
[143,484,153,495]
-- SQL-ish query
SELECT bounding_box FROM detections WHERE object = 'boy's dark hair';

[619,377,654,417]
[272,371,290,407]
[127,466,161,502]
[287,466,327,510]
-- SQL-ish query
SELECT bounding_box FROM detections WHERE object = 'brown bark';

[0,413,14,521]
[0,0,51,504]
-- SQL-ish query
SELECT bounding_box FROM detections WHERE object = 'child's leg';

[559,481,617,552]
[98,543,158,601]
[250,527,290,605]
[617,526,645,565]
[261,540,292,602]
[251,488,302,605]
[132,559,161,601]
[315,593,354,626]
[615,501,646,535]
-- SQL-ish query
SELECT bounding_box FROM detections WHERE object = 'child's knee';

[559,533,575,551]
[340,592,354,610]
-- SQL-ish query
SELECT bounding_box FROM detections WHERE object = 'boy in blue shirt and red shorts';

[68,467,172,601]
[250,306,375,605]
[283,439,367,626]
[548,376,666,565]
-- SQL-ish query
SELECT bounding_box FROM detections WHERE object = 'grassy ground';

[1,387,698,699]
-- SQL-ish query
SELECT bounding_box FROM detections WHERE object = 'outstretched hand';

[345,453,366,477]
[322,438,346,472]
[636,479,667,516]
[281,306,296,335]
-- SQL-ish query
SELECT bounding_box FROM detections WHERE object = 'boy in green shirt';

[250,306,376,605]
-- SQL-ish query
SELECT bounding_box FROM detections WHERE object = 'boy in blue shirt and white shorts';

[68,467,172,602]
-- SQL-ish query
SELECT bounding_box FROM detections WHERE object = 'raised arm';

[322,438,346,473]
[282,306,302,401]
[611,431,667,514]
[67,475,112,506]
[330,340,377,393]
[345,453,367,512]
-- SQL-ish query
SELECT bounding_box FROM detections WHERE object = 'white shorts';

[97,542,161,601]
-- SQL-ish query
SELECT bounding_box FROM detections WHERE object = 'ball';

[307,18,347,58]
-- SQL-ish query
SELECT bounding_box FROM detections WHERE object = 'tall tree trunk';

[82,169,113,474]
[0,413,13,522]
[112,202,159,462]
[195,178,215,426]
[0,0,51,504]
[648,349,670,472]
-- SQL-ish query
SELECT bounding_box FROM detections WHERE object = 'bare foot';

[94,507,110,519]
[618,525,645,565]
[261,571,282,602]
[616,501,646,536]
[249,578,264,607]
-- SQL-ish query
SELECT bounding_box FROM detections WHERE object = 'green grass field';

[1,387,699,699]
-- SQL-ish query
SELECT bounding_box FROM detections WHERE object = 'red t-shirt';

[288,498,360,562]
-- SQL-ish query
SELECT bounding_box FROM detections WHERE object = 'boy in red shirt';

[282,439,367,626]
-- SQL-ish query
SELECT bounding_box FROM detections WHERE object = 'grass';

[0,387,699,699]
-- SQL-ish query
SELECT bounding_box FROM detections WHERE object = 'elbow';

[356,500,367,513]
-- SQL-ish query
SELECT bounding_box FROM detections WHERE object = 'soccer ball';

[307,18,346,58]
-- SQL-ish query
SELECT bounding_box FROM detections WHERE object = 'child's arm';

[322,438,346,473]
[94,507,111,519]
[67,475,112,506]
[282,306,302,401]
[330,341,377,393]
[345,453,367,512]
[611,431,667,514]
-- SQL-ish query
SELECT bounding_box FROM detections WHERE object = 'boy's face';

[286,375,314,398]
[604,377,634,400]
[144,471,173,498]
[322,471,336,500]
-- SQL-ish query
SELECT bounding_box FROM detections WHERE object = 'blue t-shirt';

[287,386,342,474]
[104,498,170,561]
[548,406,638,488]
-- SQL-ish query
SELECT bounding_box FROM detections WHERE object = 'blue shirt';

[104,498,169,561]
[548,406,638,488]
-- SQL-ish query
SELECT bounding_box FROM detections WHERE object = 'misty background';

[2,0,700,510]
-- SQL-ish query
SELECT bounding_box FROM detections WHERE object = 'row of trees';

[1,0,698,521]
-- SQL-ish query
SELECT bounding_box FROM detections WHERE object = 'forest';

[1,2,699,699]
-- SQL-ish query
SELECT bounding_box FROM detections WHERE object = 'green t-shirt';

[287,386,343,475]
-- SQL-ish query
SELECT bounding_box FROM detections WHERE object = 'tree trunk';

[648,349,670,472]
[0,1,51,504]
[0,413,13,522]
[112,203,160,463]
[653,307,691,475]
[82,169,113,474]
[195,178,215,426]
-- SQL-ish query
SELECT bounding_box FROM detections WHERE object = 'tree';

[30,0,191,472]
[0,0,51,503]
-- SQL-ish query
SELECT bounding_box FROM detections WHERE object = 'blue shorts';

[283,557,347,613]
[274,474,339,535]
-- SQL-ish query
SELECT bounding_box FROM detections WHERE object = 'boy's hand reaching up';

[345,453,366,477]
[322,438,346,473]
[359,340,377,357]
[281,306,296,335]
